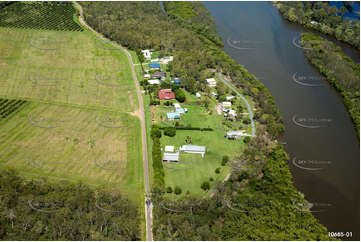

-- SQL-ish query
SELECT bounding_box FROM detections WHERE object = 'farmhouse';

[141,49,151,59]
[222,102,232,108]
[158,89,175,100]
[226,130,245,139]
[148,79,160,85]
[206,78,217,87]
[167,112,180,120]
[180,145,206,157]
[149,63,161,70]
[163,152,180,162]
[151,71,166,79]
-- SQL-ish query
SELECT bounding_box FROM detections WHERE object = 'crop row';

[0,98,27,120]
[0,2,83,32]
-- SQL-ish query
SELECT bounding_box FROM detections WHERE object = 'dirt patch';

[215,103,222,115]
[129,109,141,119]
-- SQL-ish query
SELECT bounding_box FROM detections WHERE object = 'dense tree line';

[152,140,331,240]
[301,33,360,136]
[151,125,165,188]
[0,169,141,240]
[163,2,223,47]
[275,1,360,49]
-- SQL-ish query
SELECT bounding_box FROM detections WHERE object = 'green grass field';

[152,92,247,195]
[0,28,138,112]
[0,3,143,202]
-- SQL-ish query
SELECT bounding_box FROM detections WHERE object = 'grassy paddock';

[0,102,143,199]
[0,27,138,112]
[152,93,246,195]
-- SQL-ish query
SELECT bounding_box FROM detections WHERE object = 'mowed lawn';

[154,93,245,195]
[0,27,138,112]
[0,102,143,197]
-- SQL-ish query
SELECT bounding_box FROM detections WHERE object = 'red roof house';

[158,89,175,100]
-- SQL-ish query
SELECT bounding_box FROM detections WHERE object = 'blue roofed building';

[167,112,180,120]
[149,63,161,70]
[173,78,180,84]
[175,107,185,114]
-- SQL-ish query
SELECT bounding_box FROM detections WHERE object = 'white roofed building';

[148,79,160,85]
[141,49,151,59]
[180,145,206,157]
[222,102,232,108]
[163,152,179,162]
[165,146,175,152]
[206,78,217,87]
[226,130,245,139]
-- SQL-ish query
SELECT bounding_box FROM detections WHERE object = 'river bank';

[204,1,360,240]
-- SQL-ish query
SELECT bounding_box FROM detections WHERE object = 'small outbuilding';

[222,102,232,108]
[148,79,160,85]
[167,112,180,120]
[173,103,181,109]
[163,152,179,162]
[165,146,175,152]
[151,71,166,79]
[176,107,185,114]
[173,78,180,85]
[206,78,217,87]
[226,95,235,101]
[196,92,201,98]
[141,49,151,59]
[179,145,206,158]
[226,130,245,139]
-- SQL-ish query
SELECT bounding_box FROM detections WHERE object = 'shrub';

[175,89,186,102]
[215,167,221,174]
[151,127,162,139]
[166,186,173,193]
[243,118,251,125]
[238,171,249,182]
[164,127,176,137]
[222,155,229,163]
[209,177,214,182]
[201,181,210,191]
[174,186,182,195]
[244,136,251,144]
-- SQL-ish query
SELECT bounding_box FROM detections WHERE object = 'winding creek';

[204,2,360,240]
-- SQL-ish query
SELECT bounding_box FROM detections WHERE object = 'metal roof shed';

[179,145,206,157]
[163,152,179,162]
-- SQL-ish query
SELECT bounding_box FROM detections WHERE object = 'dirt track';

[73,2,153,240]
